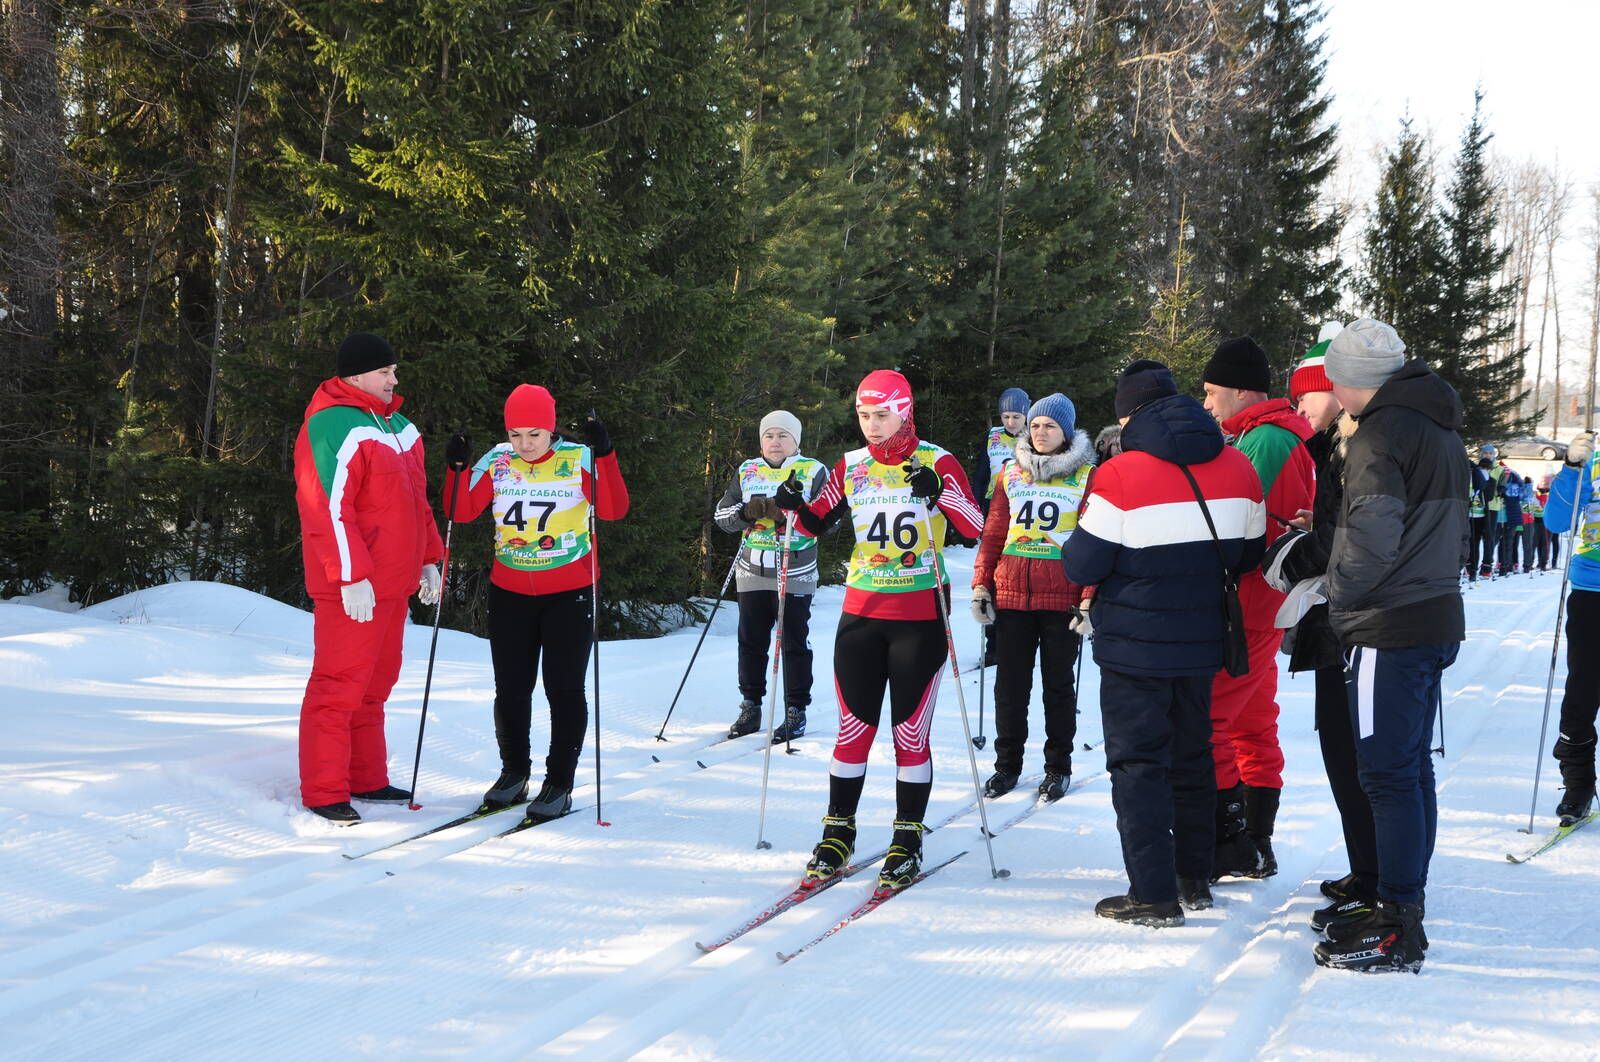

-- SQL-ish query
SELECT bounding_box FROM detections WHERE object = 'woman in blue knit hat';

[971,392,1094,801]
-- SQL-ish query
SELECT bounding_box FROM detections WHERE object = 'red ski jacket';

[294,377,444,601]
[1221,398,1315,626]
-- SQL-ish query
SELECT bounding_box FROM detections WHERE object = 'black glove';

[904,463,942,504]
[772,472,805,512]
[445,431,472,472]
[583,414,613,457]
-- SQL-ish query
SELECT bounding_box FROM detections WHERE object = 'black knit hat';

[1203,336,1271,394]
[336,332,398,377]
[1115,358,1178,418]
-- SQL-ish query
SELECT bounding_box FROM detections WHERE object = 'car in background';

[1496,435,1567,461]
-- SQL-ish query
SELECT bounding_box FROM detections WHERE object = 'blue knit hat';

[998,387,1031,416]
[1027,393,1076,438]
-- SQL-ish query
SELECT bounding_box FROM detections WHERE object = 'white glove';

[1070,606,1093,638]
[418,564,442,606]
[340,579,375,623]
[1567,432,1594,468]
[1261,529,1309,593]
[970,587,996,626]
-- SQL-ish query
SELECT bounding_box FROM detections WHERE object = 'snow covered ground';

[2,555,1597,1060]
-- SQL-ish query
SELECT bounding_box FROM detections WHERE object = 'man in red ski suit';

[1201,337,1315,879]
[293,333,444,823]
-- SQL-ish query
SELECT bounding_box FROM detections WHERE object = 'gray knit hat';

[760,409,802,447]
[1325,318,1407,389]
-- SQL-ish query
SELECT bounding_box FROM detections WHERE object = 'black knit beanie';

[1115,359,1178,418]
[1202,336,1271,393]
[336,332,398,377]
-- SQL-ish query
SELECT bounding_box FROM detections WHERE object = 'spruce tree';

[1358,119,1446,362]
[1209,0,1343,380]
[1434,92,1529,439]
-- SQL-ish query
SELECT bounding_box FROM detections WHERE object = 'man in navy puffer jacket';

[1063,360,1266,926]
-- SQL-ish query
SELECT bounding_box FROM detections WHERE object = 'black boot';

[1321,871,1361,901]
[351,785,412,804]
[1177,876,1213,911]
[1243,785,1280,878]
[1554,736,1597,826]
[804,814,857,885]
[728,699,761,739]
[480,770,529,811]
[1212,783,1263,881]
[1095,893,1184,927]
[521,781,573,824]
[1322,894,1429,952]
[1311,894,1375,934]
[1038,770,1070,803]
[1313,899,1426,973]
[772,705,806,743]
[307,801,361,825]
[877,820,926,892]
[984,769,1020,798]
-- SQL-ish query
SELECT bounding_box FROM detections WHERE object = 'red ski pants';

[299,596,406,806]
[1208,625,1285,790]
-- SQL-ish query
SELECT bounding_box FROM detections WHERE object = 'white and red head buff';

[855,368,920,464]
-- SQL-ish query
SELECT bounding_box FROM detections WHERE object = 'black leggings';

[488,583,592,788]
[1557,589,1600,785]
[992,608,1080,774]
[827,612,947,825]
[1314,662,1377,893]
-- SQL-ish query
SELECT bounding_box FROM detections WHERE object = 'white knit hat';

[760,410,802,447]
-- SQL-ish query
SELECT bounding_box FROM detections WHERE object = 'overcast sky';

[1320,0,1596,384]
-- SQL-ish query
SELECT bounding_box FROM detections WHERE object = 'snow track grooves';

[0,727,795,1013]
[483,773,1106,1056]
[1110,586,1554,1061]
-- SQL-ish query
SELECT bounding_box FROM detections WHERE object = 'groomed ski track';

[2,557,1597,1059]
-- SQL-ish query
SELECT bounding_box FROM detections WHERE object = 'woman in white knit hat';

[712,410,829,742]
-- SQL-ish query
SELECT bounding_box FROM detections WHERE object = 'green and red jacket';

[1221,398,1315,625]
[294,377,444,601]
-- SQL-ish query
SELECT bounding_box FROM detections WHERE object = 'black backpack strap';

[1177,463,1237,585]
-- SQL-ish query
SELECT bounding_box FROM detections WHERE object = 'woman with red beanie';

[774,369,983,891]
[443,385,628,824]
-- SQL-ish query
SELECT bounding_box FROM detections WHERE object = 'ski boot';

[984,769,1020,798]
[520,781,573,826]
[1211,783,1264,881]
[1554,737,1596,827]
[1313,899,1425,973]
[351,785,412,805]
[728,699,762,739]
[480,770,529,812]
[1038,770,1069,803]
[877,820,926,893]
[1322,894,1428,951]
[1556,784,1596,827]
[1320,870,1362,902]
[1095,893,1184,927]
[1243,785,1280,878]
[772,705,806,744]
[803,814,856,887]
[1177,876,1213,911]
[307,801,361,825]
[1311,894,1374,935]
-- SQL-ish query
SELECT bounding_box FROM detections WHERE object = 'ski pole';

[912,458,1008,879]
[1524,430,1594,833]
[405,463,458,811]
[654,548,741,741]
[589,421,610,828]
[1432,684,1445,758]
[974,625,987,750]
[755,499,798,850]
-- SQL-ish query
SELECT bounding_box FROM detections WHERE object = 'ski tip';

[341,853,358,861]
[1505,853,1521,864]
[694,941,714,954]
[650,754,660,763]
[776,950,793,963]
[696,760,708,769]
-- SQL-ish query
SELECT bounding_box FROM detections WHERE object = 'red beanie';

[855,369,914,422]
[504,383,556,432]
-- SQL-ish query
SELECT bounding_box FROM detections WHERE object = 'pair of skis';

[1505,808,1599,864]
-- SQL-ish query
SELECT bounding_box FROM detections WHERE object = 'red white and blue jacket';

[1062,394,1267,678]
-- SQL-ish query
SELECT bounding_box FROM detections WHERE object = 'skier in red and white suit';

[774,369,983,891]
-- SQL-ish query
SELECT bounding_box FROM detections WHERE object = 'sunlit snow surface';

[1,559,1596,1060]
